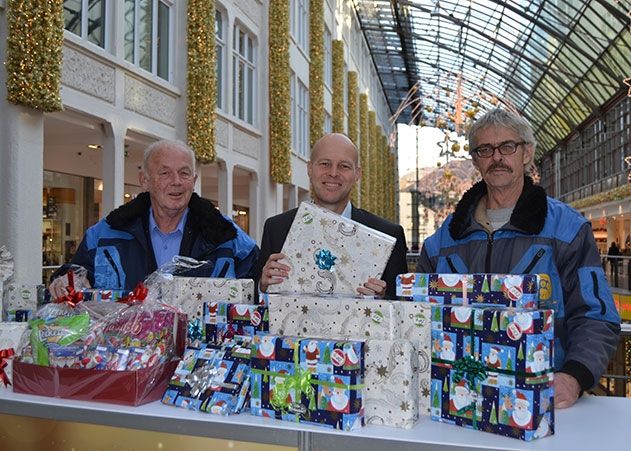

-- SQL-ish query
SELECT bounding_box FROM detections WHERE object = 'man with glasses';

[416,109,620,409]
[50,140,259,296]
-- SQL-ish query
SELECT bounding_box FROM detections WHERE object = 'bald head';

[310,133,359,167]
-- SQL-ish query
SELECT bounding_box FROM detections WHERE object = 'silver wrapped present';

[0,322,29,390]
[364,339,419,428]
[269,202,396,296]
[268,294,400,341]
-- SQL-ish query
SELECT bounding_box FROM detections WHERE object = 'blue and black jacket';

[417,176,620,391]
[57,192,259,290]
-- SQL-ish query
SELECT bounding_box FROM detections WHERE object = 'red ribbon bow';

[0,348,15,387]
[118,283,148,306]
[54,271,84,307]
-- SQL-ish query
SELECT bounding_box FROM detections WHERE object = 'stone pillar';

[217,160,233,216]
[249,172,260,240]
[101,122,126,217]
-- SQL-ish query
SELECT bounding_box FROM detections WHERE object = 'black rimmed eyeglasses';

[471,141,530,158]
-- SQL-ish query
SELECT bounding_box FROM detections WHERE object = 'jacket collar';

[106,192,237,245]
[448,176,548,239]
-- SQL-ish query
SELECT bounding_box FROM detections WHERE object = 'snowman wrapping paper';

[204,301,269,343]
[269,202,396,296]
[249,333,364,430]
[429,304,554,441]
[162,340,251,415]
[396,273,546,309]
[268,295,399,341]
[168,277,256,325]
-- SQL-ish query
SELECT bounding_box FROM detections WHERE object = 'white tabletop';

[0,390,629,451]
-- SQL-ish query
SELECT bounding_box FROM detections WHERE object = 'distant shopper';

[608,241,621,277]
[416,109,620,409]
[49,140,259,296]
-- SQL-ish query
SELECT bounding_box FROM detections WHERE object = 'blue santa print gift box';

[250,334,365,431]
[204,301,269,344]
[396,273,545,309]
[429,304,555,441]
[162,340,251,415]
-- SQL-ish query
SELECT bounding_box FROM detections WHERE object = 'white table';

[0,390,629,451]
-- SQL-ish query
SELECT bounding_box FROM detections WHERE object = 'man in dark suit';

[257,133,407,299]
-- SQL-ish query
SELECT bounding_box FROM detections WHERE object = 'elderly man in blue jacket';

[50,140,258,296]
[416,109,620,409]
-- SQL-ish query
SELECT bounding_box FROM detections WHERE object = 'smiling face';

[470,125,534,191]
[139,144,197,220]
[307,134,361,214]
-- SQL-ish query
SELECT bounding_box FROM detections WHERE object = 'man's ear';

[355,166,362,182]
[139,170,148,189]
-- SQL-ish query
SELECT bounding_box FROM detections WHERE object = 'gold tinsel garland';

[374,124,383,216]
[6,0,64,112]
[186,0,216,163]
[359,94,369,208]
[347,71,358,143]
[269,0,292,183]
[332,40,345,133]
[309,0,324,147]
[570,183,631,210]
[389,151,396,221]
[368,111,376,213]
[347,72,359,205]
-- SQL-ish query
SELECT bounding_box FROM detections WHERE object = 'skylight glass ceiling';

[354,0,631,157]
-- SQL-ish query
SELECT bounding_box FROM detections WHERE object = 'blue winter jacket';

[57,192,259,290]
[416,176,620,391]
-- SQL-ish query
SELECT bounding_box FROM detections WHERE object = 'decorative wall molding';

[124,74,177,126]
[62,46,116,104]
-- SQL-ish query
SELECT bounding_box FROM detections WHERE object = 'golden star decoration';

[400,401,410,412]
[301,305,309,314]
[475,294,485,303]
[339,255,350,265]
[363,307,372,317]
[377,365,388,377]
[430,280,439,289]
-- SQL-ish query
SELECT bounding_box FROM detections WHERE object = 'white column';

[249,172,260,240]
[0,6,44,284]
[101,122,126,217]
[217,160,233,216]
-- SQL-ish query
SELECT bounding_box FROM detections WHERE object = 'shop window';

[232,205,249,234]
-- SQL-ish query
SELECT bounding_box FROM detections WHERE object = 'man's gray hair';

[467,109,537,151]
[142,139,196,172]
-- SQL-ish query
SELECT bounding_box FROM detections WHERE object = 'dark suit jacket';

[256,205,408,299]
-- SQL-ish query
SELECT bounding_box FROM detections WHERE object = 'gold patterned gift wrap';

[268,295,400,341]
[269,202,396,296]
[363,339,419,428]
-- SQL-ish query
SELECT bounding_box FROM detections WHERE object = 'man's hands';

[259,253,290,292]
[357,278,387,298]
[555,372,581,409]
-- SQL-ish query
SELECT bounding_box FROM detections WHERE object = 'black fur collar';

[448,176,548,239]
[106,192,236,245]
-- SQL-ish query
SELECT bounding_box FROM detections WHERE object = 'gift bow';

[270,364,316,414]
[187,318,204,342]
[0,348,15,387]
[185,361,238,398]
[118,283,148,305]
[54,270,84,307]
[452,355,488,428]
[314,249,337,271]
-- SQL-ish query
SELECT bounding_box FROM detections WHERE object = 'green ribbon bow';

[270,363,316,414]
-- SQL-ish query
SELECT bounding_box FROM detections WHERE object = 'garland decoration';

[368,111,377,213]
[309,0,324,147]
[359,93,369,208]
[6,0,64,112]
[570,184,631,210]
[186,0,216,163]
[269,0,292,183]
[347,71,359,143]
[332,40,345,133]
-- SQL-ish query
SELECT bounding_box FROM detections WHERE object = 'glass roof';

[354,0,631,157]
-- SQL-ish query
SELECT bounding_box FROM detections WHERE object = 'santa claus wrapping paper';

[429,304,554,441]
[249,333,364,430]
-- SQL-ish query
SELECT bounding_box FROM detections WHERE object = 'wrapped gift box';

[81,289,130,302]
[269,202,396,296]
[162,341,251,415]
[0,322,29,390]
[3,283,43,322]
[250,334,364,430]
[397,273,543,309]
[429,305,554,441]
[168,277,256,322]
[268,295,399,341]
[364,339,418,428]
[204,301,269,344]
[396,301,432,415]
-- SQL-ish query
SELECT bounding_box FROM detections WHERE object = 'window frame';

[63,0,108,49]
[232,22,257,126]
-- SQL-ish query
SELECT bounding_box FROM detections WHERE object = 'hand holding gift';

[259,253,290,293]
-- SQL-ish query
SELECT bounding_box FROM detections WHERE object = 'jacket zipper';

[446,256,457,273]
[591,271,606,315]
[485,233,494,273]
[103,249,122,288]
[524,248,546,274]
